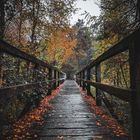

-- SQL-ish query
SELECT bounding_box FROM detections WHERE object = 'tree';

[73,19,93,70]
[0,0,77,57]
[44,27,77,68]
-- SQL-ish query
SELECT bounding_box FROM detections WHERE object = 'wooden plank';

[31,80,129,140]
[38,136,128,140]
[102,92,119,120]
[83,80,131,102]
[40,128,111,137]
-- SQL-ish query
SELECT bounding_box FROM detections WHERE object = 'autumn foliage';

[45,27,77,67]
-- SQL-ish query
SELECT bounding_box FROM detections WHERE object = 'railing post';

[95,64,102,106]
[58,71,60,86]
[54,70,57,89]
[87,69,91,95]
[0,51,3,88]
[129,32,140,140]
[48,68,52,95]
[82,71,85,90]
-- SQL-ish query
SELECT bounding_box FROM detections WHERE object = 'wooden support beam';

[95,64,102,106]
[0,83,40,98]
[54,70,57,89]
[48,68,52,95]
[129,30,140,140]
[58,71,60,86]
[86,69,91,96]
[0,51,3,88]
[82,80,131,102]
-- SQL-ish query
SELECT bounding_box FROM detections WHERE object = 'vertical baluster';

[48,68,52,95]
[54,70,57,89]
[58,71,60,86]
[79,72,82,87]
[82,71,85,90]
[87,69,91,95]
[129,31,140,140]
[95,64,102,106]
[0,51,3,88]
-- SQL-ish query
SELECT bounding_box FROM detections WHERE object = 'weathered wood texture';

[129,32,140,140]
[84,80,131,102]
[33,80,129,140]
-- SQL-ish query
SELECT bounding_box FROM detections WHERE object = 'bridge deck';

[34,80,127,140]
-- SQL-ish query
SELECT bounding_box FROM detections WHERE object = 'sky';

[70,0,101,25]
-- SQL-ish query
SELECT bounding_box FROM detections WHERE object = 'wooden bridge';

[0,28,140,140]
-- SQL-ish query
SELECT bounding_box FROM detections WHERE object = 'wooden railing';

[76,28,140,140]
[0,40,65,131]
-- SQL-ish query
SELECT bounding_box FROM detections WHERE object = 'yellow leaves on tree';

[46,27,77,67]
[94,34,119,59]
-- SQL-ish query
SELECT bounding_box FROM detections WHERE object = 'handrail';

[78,79,131,102]
[0,39,62,73]
[0,39,65,91]
[76,28,140,140]
[0,78,65,96]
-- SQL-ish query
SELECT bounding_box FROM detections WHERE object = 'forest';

[0,0,140,139]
